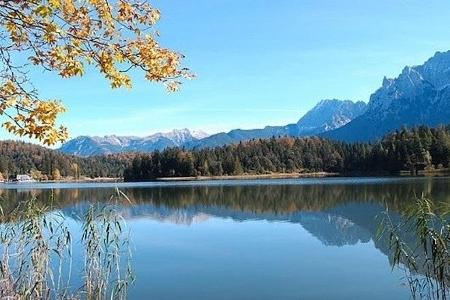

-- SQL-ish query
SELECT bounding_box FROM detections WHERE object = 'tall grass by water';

[0,188,133,299]
[379,197,450,300]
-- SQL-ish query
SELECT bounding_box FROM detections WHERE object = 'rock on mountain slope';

[59,129,209,156]
[324,51,450,142]
[187,99,367,149]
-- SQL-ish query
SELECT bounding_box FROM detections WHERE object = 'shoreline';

[2,177,122,184]
[4,168,450,184]
[151,169,450,182]
[156,172,338,182]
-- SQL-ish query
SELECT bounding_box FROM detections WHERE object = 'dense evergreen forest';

[1,125,449,181]
[0,141,133,180]
[124,126,450,181]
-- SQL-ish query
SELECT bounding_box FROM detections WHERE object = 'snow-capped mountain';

[59,129,209,156]
[324,51,450,142]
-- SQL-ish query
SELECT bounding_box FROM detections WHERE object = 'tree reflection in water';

[0,177,449,299]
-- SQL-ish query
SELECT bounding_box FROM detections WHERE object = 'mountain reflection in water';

[0,177,449,299]
[2,177,448,250]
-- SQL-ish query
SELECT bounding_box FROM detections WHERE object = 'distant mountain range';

[60,100,366,156]
[59,129,209,156]
[59,50,450,156]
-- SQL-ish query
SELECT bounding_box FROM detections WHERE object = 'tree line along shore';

[0,125,449,182]
[125,125,450,181]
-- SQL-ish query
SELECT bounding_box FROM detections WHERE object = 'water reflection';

[2,177,448,213]
[1,178,447,250]
[0,177,449,299]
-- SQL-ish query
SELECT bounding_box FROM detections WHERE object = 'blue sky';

[5,0,450,143]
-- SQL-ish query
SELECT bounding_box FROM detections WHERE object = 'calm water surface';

[2,176,450,299]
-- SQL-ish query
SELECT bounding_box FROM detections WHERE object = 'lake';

[1,176,449,299]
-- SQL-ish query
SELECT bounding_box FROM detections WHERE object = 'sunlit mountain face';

[325,51,450,142]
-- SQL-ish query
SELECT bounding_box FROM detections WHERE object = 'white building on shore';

[16,175,35,182]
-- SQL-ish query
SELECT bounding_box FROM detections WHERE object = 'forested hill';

[124,126,450,181]
[0,141,134,180]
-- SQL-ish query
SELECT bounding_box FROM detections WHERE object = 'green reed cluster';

[0,188,133,299]
[379,196,450,300]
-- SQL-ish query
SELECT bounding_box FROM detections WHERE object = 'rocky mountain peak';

[366,51,450,114]
[324,50,450,142]
[297,99,367,132]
